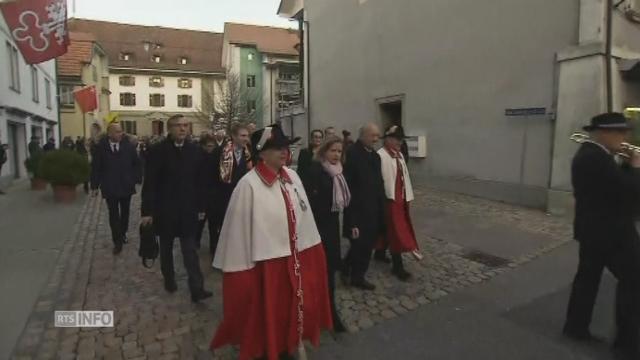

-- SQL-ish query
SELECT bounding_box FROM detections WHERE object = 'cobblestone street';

[10,186,572,360]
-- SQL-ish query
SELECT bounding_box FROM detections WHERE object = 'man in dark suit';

[0,132,7,195]
[342,123,386,290]
[204,122,252,258]
[43,137,56,152]
[141,115,212,303]
[563,113,640,360]
[91,122,141,255]
[28,135,42,158]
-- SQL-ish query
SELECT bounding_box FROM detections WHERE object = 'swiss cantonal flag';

[1,0,69,65]
[74,85,98,113]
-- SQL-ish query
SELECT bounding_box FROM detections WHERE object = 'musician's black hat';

[383,125,407,139]
[250,124,300,155]
[583,112,633,132]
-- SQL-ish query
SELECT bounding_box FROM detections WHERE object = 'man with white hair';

[214,129,227,148]
[91,122,142,254]
[342,123,386,290]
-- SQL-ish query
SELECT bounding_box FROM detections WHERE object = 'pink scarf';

[321,160,351,212]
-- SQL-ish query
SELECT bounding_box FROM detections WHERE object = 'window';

[119,76,135,86]
[178,78,192,89]
[152,55,162,63]
[149,94,165,107]
[149,76,164,87]
[119,52,132,61]
[7,42,20,92]
[247,75,256,88]
[45,79,52,109]
[121,120,137,135]
[177,95,193,108]
[247,100,257,113]
[60,85,75,107]
[92,65,98,82]
[119,93,136,106]
[248,52,254,61]
[31,66,39,103]
[179,57,189,65]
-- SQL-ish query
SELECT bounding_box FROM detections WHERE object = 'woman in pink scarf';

[306,136,351,332]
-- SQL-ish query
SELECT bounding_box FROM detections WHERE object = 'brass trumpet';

[570,132,640,158]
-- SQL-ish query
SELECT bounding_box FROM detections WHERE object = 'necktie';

[112,144,117,153]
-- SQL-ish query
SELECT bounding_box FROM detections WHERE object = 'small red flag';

[1,0,69,65]
[74,85,98,113]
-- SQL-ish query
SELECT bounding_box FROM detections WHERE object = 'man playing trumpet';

[563,112,640,360]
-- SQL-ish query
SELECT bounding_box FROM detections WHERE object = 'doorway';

[152,120,164,136]
[377,95,404,130]
[7,123,25,179]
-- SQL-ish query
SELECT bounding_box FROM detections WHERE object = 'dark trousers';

[208,205,226,257]
[195,210,215,253]
[564,239,640,351]
[322,242,339,322]
[391,253,404,271]
[159,235,204,295]
[105,197,131,245]
[344,233,376,282]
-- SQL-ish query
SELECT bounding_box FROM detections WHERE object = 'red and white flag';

[1,0,69,65]
[74,85,98,113]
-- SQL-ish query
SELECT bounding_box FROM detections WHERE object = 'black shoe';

[164,279,177,293]
[392,268,412,282]
[339,270,350,286]
[333,315,347,333]
[191,290,213,303]
[351,279,376,291]
[374,250,391,263]
[613,347,639,360]
[0,190,6,195]
[112,244,123,255]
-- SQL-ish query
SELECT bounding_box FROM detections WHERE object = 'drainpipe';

[606,0,614,112]
[55,58,62,142]
[302,18,311,136]
[270,65,274,125]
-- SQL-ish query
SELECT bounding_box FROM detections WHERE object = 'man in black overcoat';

[91,122,141,254]
[204,122,252,257]
[141,115,212,303]
[342,123,386,291]
[563,112,640,360]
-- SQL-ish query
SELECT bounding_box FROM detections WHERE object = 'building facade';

[58,32,110,139]
[282,0,640,213]
[0,15,59,186]
[222,23,302,134]
[69,19,225,137]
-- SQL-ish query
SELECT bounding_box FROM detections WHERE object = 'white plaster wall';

[306,0,580,207]
[109,74,202,113]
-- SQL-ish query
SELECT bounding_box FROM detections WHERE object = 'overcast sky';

[72,0,295,32]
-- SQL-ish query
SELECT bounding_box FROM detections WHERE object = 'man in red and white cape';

[375,125,421,281]
[210,124,332,360]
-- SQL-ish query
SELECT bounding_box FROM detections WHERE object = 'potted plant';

[24,152,47,190]
[39,150,90,203]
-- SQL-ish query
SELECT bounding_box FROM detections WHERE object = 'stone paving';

[10,187,572,360]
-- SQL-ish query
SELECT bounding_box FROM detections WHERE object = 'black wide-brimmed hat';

[251,124,300,155]
[383,125,407,139]
[583,112,633,132]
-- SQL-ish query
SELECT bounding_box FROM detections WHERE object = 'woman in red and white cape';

[210,125,333,360]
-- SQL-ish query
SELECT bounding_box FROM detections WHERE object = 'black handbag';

[138,223,159,268]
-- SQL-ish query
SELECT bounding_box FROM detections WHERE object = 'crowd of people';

[85,114,420,359]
